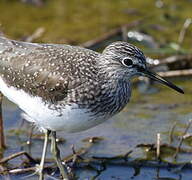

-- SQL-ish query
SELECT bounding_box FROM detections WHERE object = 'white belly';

[0,77,108,132]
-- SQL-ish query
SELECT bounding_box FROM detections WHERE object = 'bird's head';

[101,41,184,94]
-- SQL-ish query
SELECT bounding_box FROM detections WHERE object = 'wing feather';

[0,37,99,103]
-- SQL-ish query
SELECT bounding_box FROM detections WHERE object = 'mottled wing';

[0,37,99,103]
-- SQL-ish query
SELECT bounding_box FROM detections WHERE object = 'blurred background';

[0,0,192,180]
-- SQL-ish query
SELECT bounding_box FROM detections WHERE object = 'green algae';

[134,112,153,119]
[136,79,191,105]
[173,106,192,115]
[0,0,134,43]
[7,128,27,136]
[0,0,192,51]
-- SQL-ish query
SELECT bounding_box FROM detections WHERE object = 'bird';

[0,36,184,179]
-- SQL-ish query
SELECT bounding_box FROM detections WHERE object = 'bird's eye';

[122,58,133,67]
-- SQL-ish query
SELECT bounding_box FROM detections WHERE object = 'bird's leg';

[50,131,69,180]
[38,129,51,180]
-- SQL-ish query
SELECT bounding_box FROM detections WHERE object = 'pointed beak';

[141,69,184,94]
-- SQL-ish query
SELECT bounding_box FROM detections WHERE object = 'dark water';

[1,79,192,180]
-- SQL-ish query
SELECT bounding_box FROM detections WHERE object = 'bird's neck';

[96,70,132,115]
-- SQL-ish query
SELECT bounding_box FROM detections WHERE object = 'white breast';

[0,77,109,132]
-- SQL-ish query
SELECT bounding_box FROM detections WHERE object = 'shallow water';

[1,79,192,179]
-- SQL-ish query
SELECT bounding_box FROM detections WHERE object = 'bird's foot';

[21,164,45,180]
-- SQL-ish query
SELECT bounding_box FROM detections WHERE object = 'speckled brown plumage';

[0,37,182,120]
[0,38,97,101]
[0,37,134,116]
[0,36,184,180]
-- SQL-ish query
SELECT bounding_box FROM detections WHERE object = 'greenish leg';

[50,131,69,180]
[39,129,51,180]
